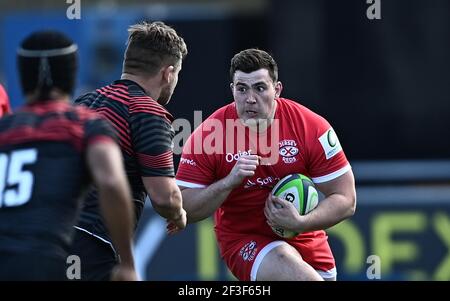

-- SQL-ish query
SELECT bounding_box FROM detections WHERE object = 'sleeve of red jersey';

[0,84,12,115]
[175,127,216,188]
[306,115,351,184]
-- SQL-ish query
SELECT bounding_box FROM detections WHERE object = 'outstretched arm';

[143,176,187,233]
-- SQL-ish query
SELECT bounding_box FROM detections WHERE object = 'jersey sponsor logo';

[319,128,342,159]
[180,158,197,166]
[244,179,256,188]
[279,140,299,164]
[225,149,252,163]
[239,240,258,262]
[244,176,280,189]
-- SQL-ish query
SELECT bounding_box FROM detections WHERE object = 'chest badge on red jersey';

[279,139,299,164]
[239,240,258,262]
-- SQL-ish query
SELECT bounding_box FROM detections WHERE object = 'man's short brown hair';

[230,48,278,82]
[123,21,187,76]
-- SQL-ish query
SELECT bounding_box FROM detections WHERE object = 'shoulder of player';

[70,104,102,121]
[73,90,98,105]
[278,97,328,124]
[190,103,232,136]
[201,101,234,123]
[128,97,173,121]
[183,103,232,148]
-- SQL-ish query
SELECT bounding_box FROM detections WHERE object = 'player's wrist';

[293,215,307,233]
[221,175,238,190]
[170,209,184,221]
[117,251,135,268]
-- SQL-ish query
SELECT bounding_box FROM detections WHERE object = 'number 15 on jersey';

[0,149,37,208]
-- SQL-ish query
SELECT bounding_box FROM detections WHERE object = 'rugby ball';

[270,174,319,238]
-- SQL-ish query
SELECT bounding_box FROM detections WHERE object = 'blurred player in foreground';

[0,31,137,281]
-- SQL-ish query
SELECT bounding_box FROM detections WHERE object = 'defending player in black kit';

[69,21,187,280]
[0,31,137,281]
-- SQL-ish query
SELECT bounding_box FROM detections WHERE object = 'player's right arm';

[130,104,186,232]
[142,176,187,232]
[179,155,259,223]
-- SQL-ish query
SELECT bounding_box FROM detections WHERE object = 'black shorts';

[68,229,118,281]
[0,251,66,281]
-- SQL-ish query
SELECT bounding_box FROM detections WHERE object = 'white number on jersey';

[0,149,38,207]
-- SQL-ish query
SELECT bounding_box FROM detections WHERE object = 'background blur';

[1,0,449,280]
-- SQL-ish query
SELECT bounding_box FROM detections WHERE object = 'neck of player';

[26,88,70,104]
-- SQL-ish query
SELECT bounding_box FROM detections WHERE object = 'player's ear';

[162,65,175,84]
[230,83,234,93]
[275,81,283,98]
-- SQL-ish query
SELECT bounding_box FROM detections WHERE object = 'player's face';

[232,69,282,124]
[159,60,182,105]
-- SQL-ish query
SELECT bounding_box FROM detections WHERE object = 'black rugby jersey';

[0,101,116,258]
[74,79,175,244]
